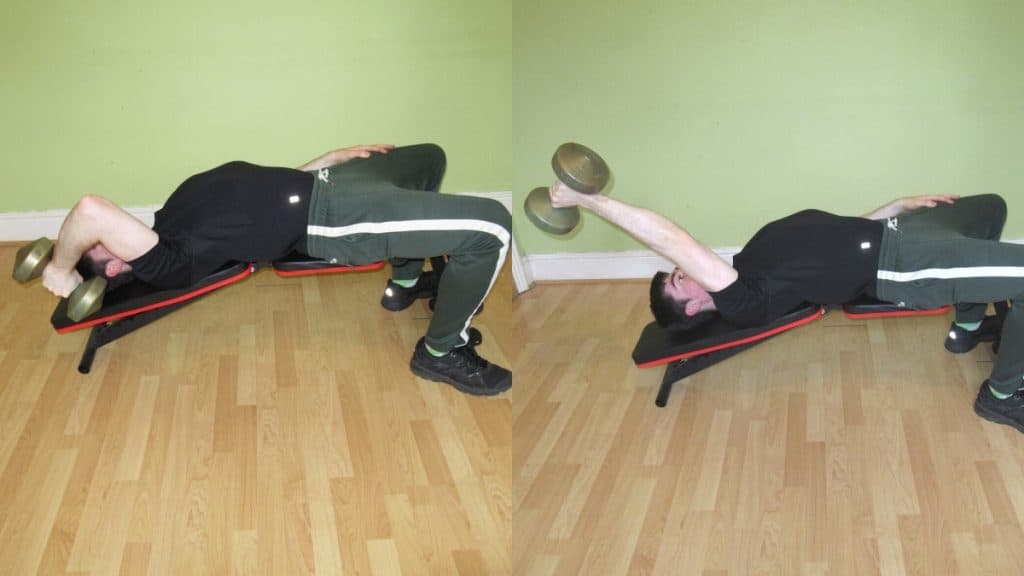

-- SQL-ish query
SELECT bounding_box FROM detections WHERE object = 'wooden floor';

[6,245,1024,575]
[0,245,511,576]
[514,282,1024,576]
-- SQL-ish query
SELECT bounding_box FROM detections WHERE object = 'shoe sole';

[380,283,437,312]
[945,339,980,354]
[974,401,1024,434]
[409,361,511,396]
[381,296,416,312]
[945,336,1000,354]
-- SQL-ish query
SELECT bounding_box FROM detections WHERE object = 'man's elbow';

[72,194,115,222]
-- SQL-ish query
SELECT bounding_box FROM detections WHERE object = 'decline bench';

[51,254,387,374]
[632,297,954,407]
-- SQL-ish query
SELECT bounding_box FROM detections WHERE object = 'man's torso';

[711,209,885,326]
[131,161,314,288]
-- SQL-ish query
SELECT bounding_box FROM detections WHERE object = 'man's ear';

[104,259,124,278]
[684,299,703,317]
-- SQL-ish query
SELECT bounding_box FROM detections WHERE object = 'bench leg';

[74,301,193,374]
[654,342,762,407]
[78,327,102,374]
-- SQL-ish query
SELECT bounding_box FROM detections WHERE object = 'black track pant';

[874,194,1024,394]
[305,144,512,352]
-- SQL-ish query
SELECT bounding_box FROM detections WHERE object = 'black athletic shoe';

[409,329,511,396]
[381,271,439,312]
[974,381,1024,434]
[944,315,1003,354]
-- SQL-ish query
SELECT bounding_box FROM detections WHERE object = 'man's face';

[662,268,712,315]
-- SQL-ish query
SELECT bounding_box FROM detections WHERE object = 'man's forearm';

[51,202,102,271]
[577,195,680,254]
[296,150,341,172]
[862,200,901,221]
[862,195,958,220]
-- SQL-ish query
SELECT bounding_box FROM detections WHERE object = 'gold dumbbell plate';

[524,187,580,235]
[551,142,610,195]
[13,237,54,283]
[67,277,107,322]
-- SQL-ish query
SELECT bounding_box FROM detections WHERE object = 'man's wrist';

[577,193,603,211]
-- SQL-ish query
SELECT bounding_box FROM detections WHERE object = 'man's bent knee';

[972,193,1007,224]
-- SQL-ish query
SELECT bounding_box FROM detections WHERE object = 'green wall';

[0,0,510,212]
[512,0,1024,252]
[3,1,1022,249]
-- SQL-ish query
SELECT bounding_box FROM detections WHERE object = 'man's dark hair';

[76,253,136,292]
[649,271,717,333]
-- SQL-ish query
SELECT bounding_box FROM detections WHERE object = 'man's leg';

[894,194,1006,240]
[359,192,510,351]
[894,194,1007,326]
[327,143,447,282]
[877,236,1024,378]
[875,229,1024,429]
[305,167,512,394]
[973,300,1024,432]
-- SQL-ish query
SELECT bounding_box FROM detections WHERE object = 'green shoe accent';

[426,343,448,357]
[391,276,419,288]
[990,384,1014,400]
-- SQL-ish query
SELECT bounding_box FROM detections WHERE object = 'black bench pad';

[632,304,827,368]
[52,262,254,334]
[632,304,827,407]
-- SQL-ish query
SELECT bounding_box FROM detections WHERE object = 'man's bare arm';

[42,195,158,296]
[549,183,738,292]
[52,195,158,269]
[297,144,395,171]
[862,194,959,220]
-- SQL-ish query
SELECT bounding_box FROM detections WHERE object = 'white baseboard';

[0,206,160,241]
[523,248,740,286]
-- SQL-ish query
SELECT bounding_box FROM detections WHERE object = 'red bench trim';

[842,305,951,320]
[272,261,386,277]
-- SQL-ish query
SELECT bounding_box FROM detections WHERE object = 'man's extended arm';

[862,194,959,220]
[548,182,738,292]
[297,144,395,171]
[41,195,158,297]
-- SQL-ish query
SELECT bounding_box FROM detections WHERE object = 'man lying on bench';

[547,182,1023,433]
[34,143,513,396]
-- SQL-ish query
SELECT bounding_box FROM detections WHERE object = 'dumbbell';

[12,237,54,283]
[12,237,107,322]
[524,142,610,235]
[66,277,107,322]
